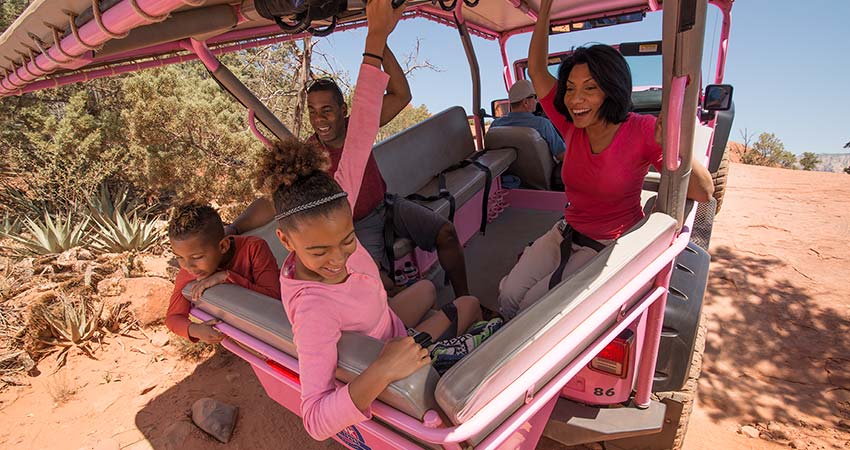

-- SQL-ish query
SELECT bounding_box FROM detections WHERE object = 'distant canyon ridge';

[814,152,850,173]
[726,142,850,173]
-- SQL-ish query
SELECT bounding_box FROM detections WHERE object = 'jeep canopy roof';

[0,0,688,97]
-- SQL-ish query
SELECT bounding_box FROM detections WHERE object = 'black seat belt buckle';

[412,331,433,348]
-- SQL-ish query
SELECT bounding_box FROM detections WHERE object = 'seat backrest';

[372,106,475,197]
[244,220,289,267]
[189,285,441,420]
[434,213,677,439]
[484,126,554,190]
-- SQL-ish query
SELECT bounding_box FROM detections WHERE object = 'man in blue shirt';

[491,80,565,161]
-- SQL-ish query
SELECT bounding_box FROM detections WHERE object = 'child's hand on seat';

[190,270,228,301]
[374,336,431,382]
[188,319,224,344]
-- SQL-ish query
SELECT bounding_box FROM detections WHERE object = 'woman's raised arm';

[528,0,557,97]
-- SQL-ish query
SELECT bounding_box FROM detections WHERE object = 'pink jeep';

[0,0,735,448]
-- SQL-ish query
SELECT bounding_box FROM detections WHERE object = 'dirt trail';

[1,163,848,450]
[684,163,850,450]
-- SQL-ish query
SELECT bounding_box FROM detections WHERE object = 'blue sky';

[316,1,849,155]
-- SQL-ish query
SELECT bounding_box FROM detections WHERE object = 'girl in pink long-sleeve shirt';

[251,0,481,441]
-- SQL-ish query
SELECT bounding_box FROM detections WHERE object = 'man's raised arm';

[379,46,412,126]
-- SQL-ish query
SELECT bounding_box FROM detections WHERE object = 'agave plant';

[39,294,103,368]
[0,211,90,256]
[88,182,143,220]
[86,182,164,253]
[1,212,20,236]
[89,210,164,253]
[0,182,46,219]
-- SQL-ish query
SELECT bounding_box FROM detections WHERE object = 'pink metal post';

[665,75,689,171]
[633,261,673,407]
[712,0,732,84]
[248,110,274,148]
[499,35,513,90]
[185,39,220,71]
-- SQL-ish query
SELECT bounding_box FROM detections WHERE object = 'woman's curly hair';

[168,201,224,242]
[254,138,349,231]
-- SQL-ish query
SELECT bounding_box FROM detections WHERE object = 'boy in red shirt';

[166,202,281,343]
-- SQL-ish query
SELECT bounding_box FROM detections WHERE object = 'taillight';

[590,329,634,378]
[266,359,301,384]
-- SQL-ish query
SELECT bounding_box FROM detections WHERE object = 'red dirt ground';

[1,162,848,450]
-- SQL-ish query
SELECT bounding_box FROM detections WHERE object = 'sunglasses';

[306,77,342,93]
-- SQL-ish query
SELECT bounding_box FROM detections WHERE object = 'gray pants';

[355,195,450,271]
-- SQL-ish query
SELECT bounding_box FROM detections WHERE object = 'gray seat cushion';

[405,148,517,220]
[185,285,440,420]
[434,212,677,443]
[485,126,555,190]
[374,106,477,197]
[373,106,516,258]
[390,148,516,257]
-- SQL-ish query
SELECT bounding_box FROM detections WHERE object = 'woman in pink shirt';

[498,0,714,319]
[252,0,481,441]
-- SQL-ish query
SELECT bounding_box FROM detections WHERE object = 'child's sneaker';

[394,269,408,286]
[466,317,504,338]
[402,261,419,280]
[429,318,504,374]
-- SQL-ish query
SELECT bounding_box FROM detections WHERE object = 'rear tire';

[710,150,730,215]
[651,311,707,450]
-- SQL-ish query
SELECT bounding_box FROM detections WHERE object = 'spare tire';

[711,150,730,215]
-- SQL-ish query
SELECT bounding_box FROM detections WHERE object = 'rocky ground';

[0,162,848,450]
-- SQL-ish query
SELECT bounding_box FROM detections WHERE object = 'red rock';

[191,397,238,443]
[107,277,173,326]
[150,331,170,348]
[741,425,760,438]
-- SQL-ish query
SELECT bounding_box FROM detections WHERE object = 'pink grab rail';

[665,75,689,172]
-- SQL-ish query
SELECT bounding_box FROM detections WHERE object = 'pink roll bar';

[0,0,192,96]
[504,0,539,21]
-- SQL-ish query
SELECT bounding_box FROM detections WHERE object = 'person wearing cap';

[490,79,566,161]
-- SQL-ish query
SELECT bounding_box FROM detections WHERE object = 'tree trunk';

[292,36,313,138]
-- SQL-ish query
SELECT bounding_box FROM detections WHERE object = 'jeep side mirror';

[491,99,510,119]
[703,84,733,111]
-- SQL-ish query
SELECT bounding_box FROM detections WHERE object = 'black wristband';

[362,52,384,62]
[224,224,240,236]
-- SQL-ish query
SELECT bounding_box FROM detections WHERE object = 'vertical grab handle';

[665,75,689,172]
[248,110,273,148]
